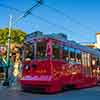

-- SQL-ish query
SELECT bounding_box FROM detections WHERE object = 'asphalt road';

[0,86,100,100]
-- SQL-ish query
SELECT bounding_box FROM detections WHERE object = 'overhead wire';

[0,3,75,34]
[0,2,96,43]
[0,2,96,34]
[12,2,41,25]
[0,3,41,30]
[43,3,97,33]
[31,13,74,33]
[0,3,22,12]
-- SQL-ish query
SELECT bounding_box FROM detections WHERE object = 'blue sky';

[0,0,100,43]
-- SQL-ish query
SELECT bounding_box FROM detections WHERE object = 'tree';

[0,28,27,45]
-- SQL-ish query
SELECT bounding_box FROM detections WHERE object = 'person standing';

[12,48,22,87]
[1,47,13,86]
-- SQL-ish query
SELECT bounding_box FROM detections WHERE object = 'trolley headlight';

[25,64,30,70]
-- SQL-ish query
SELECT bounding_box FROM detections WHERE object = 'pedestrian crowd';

[0,43,23,87]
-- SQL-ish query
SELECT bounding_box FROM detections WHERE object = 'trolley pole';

[3,15,12,86]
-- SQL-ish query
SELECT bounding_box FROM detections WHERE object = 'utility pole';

[3,15,12,86]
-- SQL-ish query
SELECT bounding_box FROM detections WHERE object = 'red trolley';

[20,32,100,93]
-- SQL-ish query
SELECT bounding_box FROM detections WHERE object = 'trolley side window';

[75,49,81,64]
[91,56,100,66]
[96,57,100,66]
[91,56,97,66]
[52,43,60,59]
[62,46,69,61]
[82,52,92,76]
[62,46,77,62]
[69,48,76,62]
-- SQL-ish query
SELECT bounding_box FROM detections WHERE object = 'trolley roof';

[25,32,100,57]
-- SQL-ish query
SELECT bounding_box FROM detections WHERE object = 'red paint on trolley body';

[20,33,100,93]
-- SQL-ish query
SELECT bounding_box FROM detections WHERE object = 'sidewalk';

[0,81,21,91]
[0,83,7,91]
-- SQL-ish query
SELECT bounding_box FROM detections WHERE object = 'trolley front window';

[24,43,33,60]
[24,40,47,60]
[36,41,47,59]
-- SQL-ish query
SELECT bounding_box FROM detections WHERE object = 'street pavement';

[0,85,100,100]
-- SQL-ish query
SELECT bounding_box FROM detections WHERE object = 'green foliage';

[0,28,27,45]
